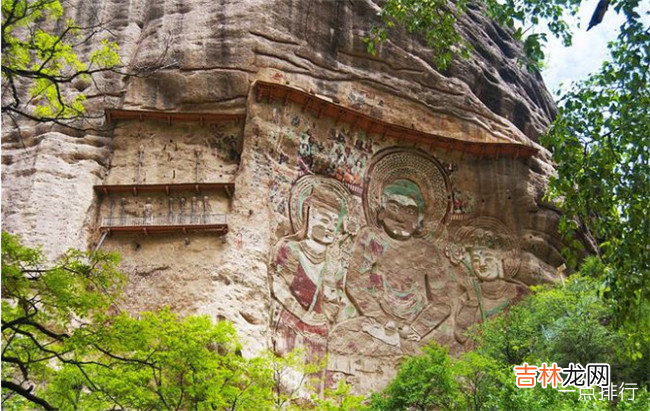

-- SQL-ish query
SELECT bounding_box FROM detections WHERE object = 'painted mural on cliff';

[259,98,552,392]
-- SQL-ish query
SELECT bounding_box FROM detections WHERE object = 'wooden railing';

[100,214,228,235]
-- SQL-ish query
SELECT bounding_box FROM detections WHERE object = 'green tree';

[371,276,650,410]
[1,0,121,127]
[311,380,367,411]
[368,342,458,411]
[264,347,324,410]
[2,232,362,410]
[453,351,504,411]
[474,261,618,368]
[1,231,124,410]
[542,3,650,328]
[49,309,275,410]
[364,0,471,70]
[366,0,583,71]
[0,232,277,410]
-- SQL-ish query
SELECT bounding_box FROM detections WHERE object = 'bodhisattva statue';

[269,177,357,363]
[445,218,526,344]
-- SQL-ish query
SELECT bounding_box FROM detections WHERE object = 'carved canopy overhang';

[104,109,245,125]
[253,81,538,159]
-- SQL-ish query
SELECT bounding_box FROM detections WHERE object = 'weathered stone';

[1,0,565,392]
[1,133,110,259]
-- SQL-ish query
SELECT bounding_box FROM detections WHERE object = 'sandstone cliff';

[2,0,563,391]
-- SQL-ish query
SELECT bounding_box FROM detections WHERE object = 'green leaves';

[1,234,274,410]
[1,0,121,122]
[1,232,124,410]
[370,0,586,71]
[370,0,645,341]
[2,233,358,410]
[541,1,650,326]
[67,309,276,411]
[313,380,366,411]
[369,343,458,411]
[371,273,650,410]
[364,0,471,70]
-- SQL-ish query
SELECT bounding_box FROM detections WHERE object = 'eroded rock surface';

[2,0,562,392]
[1,133,110,259]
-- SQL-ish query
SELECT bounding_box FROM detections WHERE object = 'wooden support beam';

[351,114,360,130]
[94,183,235,197]
[105,109,246,125]
[334,109,344,125]
[302,97,311,112]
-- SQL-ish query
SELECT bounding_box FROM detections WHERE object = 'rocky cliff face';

[2,0,562,392]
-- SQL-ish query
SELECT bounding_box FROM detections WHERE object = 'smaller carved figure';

[452,187,475,216]
[194,148,202,182]
[143,198,153,225]
[445,218,526,343]
[136,144,145,184]
[168,197,175,224]
[191,196,198,223]
[179,197,186,224]
[120,197,127,225]
[202,196,209,223]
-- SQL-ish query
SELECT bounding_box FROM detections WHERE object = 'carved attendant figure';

[270,177,357,361]
[445,218,527,343]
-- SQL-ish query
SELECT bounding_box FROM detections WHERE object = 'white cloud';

[541,0,633,96]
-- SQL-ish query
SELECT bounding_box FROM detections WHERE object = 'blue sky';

[542,0,649,96]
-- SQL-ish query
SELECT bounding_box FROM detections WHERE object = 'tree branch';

[1,380,57,410]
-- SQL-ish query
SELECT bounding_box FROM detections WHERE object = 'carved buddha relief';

[345,148,453,349]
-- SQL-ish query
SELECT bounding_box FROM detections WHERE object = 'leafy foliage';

[1,232,370,410]
[370,270,650,410]
[373,0,648,336]
[1,232,125,410]
[0,233,273,410]
[1,0,120,124]
[312,380,366,411]
[541,1,650,327]
[482,0,582,69]
[364,0,471,70]
[367,0,586,71]
[368,343,457,411]
[265,347,324,410]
